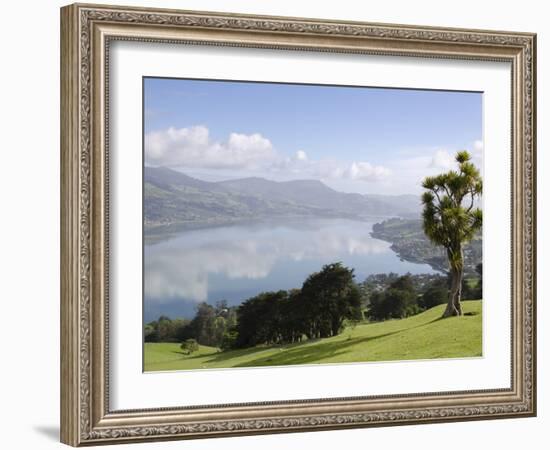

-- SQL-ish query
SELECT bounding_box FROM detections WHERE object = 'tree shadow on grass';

[197,345,279,364]
[206,329,402,367]
[232,335,389,367]
[170,345,262,361]
[157,315,449,368]
[204,316,446,368]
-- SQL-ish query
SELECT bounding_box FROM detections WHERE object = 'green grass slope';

[144,300,482,372]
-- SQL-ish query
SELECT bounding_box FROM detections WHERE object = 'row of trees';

[366,275,422,321]
[144,316,189,343]
[365,266,482,321]
[145,264,483,349]
[145,263,363,350]
[235,263,362,348]
[145,300,237,348]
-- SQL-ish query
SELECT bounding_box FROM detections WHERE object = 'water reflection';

[144,219,436,320]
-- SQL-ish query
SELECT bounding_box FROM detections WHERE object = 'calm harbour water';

[144,218,437,322]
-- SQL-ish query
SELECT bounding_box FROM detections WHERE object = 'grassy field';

[144,300,482,372]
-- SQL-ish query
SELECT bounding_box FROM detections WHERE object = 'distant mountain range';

[144,166,421,231]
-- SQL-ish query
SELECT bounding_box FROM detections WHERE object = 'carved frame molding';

[60,3,536,446]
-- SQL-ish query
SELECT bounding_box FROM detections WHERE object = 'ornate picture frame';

[60,3,536,446]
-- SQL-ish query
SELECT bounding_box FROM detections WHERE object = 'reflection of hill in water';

[143,218,438,322]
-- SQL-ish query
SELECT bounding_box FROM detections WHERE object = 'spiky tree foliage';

[421,151,482,317]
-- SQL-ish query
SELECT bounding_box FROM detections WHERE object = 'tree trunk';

[443,247,464,318]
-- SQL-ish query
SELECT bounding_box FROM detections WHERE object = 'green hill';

[144,166,420,231]
[144,300,482,372]
[371,217,482,273]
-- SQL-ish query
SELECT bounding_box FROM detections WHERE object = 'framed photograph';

[60,3,536,446]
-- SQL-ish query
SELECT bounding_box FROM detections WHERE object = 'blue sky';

[144,77,482,195]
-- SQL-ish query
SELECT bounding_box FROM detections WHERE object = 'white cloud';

[276,156,390,183]
[472,139,484,168]
[429,149,455,169]
[311,159,346,179]
[429,142,483,172]
[145,125,276,170]
[295,150,308,161]
[473,139,483,155]
[146,125,391,185]
[346,161,391,181]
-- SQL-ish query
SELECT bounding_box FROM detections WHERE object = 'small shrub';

[180,338,199,355]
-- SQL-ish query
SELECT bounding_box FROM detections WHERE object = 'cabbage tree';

[421,151,482,317]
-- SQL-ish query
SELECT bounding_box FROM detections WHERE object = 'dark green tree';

[188,303,218,346]
[220,329,238,350]
[421,150,482,317]
[420,277,448,309]
[235,290,289,347]
[301,263,362,338]
[144,322,158,342]
[366,275,419,320]
[474,262,483,299]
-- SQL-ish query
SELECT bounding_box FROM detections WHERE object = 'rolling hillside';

[144,167,329,229]
[144,166,420,230]
[144,300,482,371]
[218,177,401,217]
